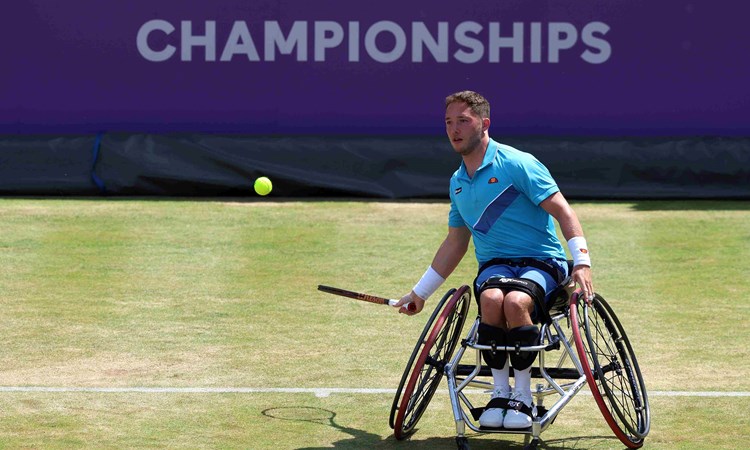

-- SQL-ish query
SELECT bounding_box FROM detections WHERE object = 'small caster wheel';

[456,436,471,450]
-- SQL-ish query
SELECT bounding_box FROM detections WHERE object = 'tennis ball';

[254,176,273,196]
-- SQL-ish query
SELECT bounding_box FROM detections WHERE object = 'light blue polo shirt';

[448,140,567,265]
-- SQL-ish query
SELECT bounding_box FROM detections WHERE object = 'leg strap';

[470,397,538,422]
[477,258,565,285]
[478,276,545,307]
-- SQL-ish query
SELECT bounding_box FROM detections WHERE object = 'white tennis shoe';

[502,390,536,429]
[478,387,510,428]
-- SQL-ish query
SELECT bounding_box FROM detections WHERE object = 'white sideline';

[0,386,749,398]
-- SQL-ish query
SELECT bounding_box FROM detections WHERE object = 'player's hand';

[572,265,594,304]
[395,291,425,315]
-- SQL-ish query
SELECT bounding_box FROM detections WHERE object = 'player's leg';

[502,261,566,429]
[477,290,510,427]
[474,266,514,428]
[502,290,540,429]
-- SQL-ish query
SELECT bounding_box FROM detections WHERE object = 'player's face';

[445,102,485,156]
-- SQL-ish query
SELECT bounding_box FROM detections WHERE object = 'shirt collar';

[479,139,499,170]
[456,139,498,180]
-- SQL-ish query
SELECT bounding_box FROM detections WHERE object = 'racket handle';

[387,299,417,312]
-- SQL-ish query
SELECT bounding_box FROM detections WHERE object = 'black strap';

[487,397,535,417]
[478,258,565,285]
[470,396,536,422]
[479,277,545,307]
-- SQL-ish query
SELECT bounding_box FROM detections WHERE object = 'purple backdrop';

[2,0,749,135]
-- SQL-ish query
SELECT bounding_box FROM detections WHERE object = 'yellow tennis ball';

[254,176,273,196]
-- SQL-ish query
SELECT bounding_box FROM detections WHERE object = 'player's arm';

[396,225,471,315]
[540,192,594,301]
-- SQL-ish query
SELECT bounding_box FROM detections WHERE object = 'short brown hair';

[445,90,490,119]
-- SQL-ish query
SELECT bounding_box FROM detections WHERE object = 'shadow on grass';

[4,195,748,210]
[628,199,750,211]
[375,433,623,450]
[262,406,622,449]
[0,195,449,204]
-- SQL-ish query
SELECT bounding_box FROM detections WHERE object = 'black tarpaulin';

[1,134,748,199]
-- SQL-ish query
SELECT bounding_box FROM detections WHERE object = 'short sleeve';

[509,154,559,205]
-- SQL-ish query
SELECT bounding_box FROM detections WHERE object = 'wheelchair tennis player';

[395,90,594,430]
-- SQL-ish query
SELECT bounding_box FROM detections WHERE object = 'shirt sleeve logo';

[454,187,463,194]
[488,177,499,184]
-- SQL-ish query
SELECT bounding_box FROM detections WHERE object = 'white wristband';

[412,266,445,300]
[567,236,591,267]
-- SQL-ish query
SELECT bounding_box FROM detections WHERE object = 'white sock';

[491,366,510,395]
[513,366,532,404]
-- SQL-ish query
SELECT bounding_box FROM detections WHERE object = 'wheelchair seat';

[536,260,576,324]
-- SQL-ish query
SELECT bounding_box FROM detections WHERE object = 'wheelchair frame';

[389,278,650,450]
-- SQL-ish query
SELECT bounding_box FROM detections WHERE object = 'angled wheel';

[570,292,651,448]
[389,285,471,439]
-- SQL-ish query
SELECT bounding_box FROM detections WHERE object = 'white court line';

[0,386,749,398]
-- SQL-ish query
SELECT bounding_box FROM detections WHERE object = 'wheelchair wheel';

[389,285,471,440]
[570,292,651,448]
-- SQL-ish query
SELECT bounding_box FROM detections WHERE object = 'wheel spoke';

[391,286,470,439]
[572,294,650,447]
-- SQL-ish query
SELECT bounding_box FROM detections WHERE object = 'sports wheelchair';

[389,264,651,449]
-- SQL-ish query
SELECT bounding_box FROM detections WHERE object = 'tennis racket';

[317,285,416,312]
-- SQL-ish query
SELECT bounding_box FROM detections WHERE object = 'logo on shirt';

[488,177,499,184]
[454,187,462,194]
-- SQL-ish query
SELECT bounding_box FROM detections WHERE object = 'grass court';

[0,198,748,449]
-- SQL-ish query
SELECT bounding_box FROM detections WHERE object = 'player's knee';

[508,325,540,370]
[479,289,504,323]
[503,291,533,316]
[478,323,508,370]
[480,288,504,307]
